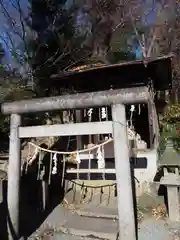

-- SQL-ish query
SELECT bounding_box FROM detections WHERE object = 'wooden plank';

[75,110,83,149]
[18,121,113,138]
[76,210,118,220]
[79,148,156,160]
[66,169,116,174]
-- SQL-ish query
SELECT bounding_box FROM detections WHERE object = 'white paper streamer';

[97,146,105,169]
[52,153,57,175]
[130,105,135,112]
[101,107,107,119]
[28,147,39,165]
[76,151,81,164]
[130,104,135,128]
[87,108,93,117]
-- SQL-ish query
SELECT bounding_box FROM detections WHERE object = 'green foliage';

[3,87,36,102]
[160,103,180,124]
[159,103,180,154]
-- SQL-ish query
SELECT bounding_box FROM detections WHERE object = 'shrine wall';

[66,147,159,197]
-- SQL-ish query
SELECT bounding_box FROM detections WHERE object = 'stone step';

[62,212,118,239]
[59,226,117,240]
[29,227,116,240]
[29,203,118,240]
[75,209,118,220]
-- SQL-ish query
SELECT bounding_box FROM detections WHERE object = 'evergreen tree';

[30,0,84,96]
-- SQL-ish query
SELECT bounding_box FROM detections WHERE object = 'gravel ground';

[138,219,180,240]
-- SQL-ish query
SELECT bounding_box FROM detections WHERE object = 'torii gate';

[1,86,151,240]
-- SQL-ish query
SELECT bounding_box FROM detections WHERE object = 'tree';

[0,0,178,95]
[79,0,142,63]
[30,0,74,95]
[0,42,5,70]
[0,0,33,87]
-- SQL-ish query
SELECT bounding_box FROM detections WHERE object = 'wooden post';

[0,170,7,203]
[7,114,21,240]
[75,110,82,149]
[42,180,48,211]
[112,104,136,240]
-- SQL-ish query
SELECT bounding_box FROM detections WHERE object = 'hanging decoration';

[138,104,141,115]
[37,150,44,180]
[100,186,104,204]
[52,152,58,175]
[130,104,135,128]
[26,146,39,173]
[87,108,93,144]
[27,127,139,170]
[24,111,146,208]
[80,181,85,203]
[101,107,107,119]
[48,152,53,184]
[61,155,66,187]
[87,108,93,120]
[97,146,105,169]
[76,151,81,164]
[26,120,143,184]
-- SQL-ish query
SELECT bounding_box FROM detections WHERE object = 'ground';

[28,209,180,240]
[27,187,180,240]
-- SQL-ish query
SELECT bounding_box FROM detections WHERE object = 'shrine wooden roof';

[50,54,174,93]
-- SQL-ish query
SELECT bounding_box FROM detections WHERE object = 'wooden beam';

[1,87,150,115]
[78,153,114,159]
[18,121,113,138]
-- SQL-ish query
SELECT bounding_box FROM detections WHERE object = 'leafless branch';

[146,1,171,57]
[129,11,145,57]
[13,0,29,55]
[0,0,25,43]
[112,1,141,33]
